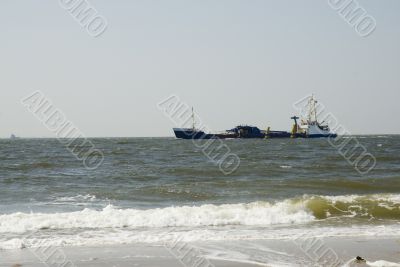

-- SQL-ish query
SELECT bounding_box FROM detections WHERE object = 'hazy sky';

[1,0,399,137]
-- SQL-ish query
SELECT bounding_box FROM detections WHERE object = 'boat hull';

[306,133,338,138]
[173,127,337,139]
[173,128,215,139]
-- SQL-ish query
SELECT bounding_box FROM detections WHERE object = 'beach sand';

[1,237,399,267]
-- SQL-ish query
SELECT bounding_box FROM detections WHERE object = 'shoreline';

[1,236,399,267]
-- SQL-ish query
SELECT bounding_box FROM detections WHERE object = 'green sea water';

[0,136,399,250]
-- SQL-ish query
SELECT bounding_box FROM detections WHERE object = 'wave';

[55,194,97,203]
[1,193,400,250]
[303,194,400,220]
[0,194,399,235]
[0,201,313,233]
[5,162,55,171]
[280,165,292,169]
[2,224,400,250]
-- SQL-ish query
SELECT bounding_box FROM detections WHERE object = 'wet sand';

[1,237,399,267]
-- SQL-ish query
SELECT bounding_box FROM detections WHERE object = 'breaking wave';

[0,201,313,234]
[1,194,400,250]
[303,194,400,220]
[0,194,399,235]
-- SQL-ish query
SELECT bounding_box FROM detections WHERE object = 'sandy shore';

[1,237,399,267]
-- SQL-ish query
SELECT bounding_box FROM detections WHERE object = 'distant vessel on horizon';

[291,95,337,138]
[173,96,337,139]
[10,134,19,140]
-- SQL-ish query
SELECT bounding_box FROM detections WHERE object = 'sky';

[1,0,399,137]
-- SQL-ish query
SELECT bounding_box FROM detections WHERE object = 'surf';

[0,194,399,235]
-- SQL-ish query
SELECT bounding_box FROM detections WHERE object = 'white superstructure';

[298,95,336,137]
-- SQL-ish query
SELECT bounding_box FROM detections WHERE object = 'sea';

[0,136,399,264]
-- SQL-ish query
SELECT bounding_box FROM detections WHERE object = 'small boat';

[10,134,19,140]
[293,95,337,138]
[172,127,216,139]
[173,108,220,139]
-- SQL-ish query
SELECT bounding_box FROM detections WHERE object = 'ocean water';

[0,136,399,252]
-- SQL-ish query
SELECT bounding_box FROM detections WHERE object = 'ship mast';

[191,107,195,130]
[307,94,318,123]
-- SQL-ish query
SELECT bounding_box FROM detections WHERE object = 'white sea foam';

[319,193,400,204]
[1,224,400,250]
[1,194,399,235]
[55,194,97,202]
[343,259,400,267]
[1,194,400,249]
[366,260,400,267]
[280,165,292,169]
[0,201,314,234]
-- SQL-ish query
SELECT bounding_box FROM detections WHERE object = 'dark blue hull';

[173,128,290,139]
[306,134,338,138]
[266,131,291,138]
[173,128,215,139]
[173,128,337,139]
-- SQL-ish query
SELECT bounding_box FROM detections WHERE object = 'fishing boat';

[172,108,221,139]
[292,95,337,138]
